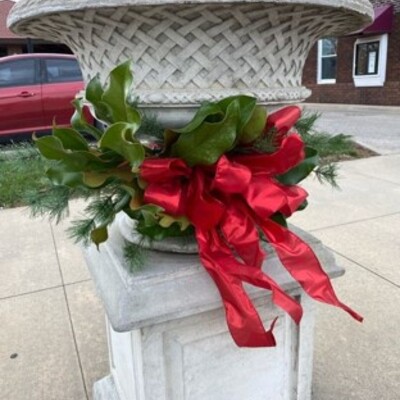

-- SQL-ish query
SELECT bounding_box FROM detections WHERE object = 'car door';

[0,58,44,136]
[40,57,86,128]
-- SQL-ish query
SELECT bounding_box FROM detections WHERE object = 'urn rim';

[8,0,374,36]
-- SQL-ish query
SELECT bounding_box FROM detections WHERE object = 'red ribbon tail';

[220,202,265,268]
[196,228,306,347]
[259,219,363,323]
[196,228,277,348]
[225,262,303,325]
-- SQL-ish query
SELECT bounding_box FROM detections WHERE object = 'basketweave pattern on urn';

[8,0,373,106]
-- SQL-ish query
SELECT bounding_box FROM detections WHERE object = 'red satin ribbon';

[140,107,362,348]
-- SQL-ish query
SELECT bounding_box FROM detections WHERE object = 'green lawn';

[0,144,52,208]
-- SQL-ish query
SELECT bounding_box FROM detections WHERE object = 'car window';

[0,59,37,88]
[45,58,83,83]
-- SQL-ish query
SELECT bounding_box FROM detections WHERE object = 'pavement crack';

[49,223,90,400]
[342,169,400,187]
[0,284,64,301]
[329,248,400,290]
[310,211,400,232]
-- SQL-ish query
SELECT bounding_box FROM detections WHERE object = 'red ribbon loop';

[140,107,362,347]
[233,134,306,176]
[212,156,252,194]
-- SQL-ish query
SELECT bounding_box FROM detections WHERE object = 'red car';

[0,53,91,139]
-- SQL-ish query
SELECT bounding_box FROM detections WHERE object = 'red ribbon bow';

[140,107,362,348]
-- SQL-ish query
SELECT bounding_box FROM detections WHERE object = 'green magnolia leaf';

[140,205,163,227]
[270,213,288,228]
[85,75,111,124]
[277,147,319,185]
[34,134,67,159]
[217,95,257,133]
[171,99,241,166]
[35,135,116,172]
[82,172,112,188]
[159,214,191,231]
[174,102,224,134]
[139,204,164,215]
[91,226,109,249]
[102,61,141,124]
[174,96,257,136]
[162,129,180,154]
[125,204,164,227]
[52,126,89,151]
[71,98,103,140]
[98,149,124,165]
[297,200,309,211]
[239,106,267,144]
[136,220,195,241]
[99,122,145,168]
[120,184,137,198]
[83,169,134,188]
[46,164,83,187]
[86,74,104,103]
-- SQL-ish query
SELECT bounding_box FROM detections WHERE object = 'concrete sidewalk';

[303,103,400,155]
[1,154,400,399]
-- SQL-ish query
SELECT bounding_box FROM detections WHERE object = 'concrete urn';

[9,1,372,400]
[9,0,372,125]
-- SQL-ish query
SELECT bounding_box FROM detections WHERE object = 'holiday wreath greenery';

[33,61,361,347]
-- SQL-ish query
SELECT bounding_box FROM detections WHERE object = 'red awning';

[350,4,394,36]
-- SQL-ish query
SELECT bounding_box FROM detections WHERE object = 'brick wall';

[302,14,400,105]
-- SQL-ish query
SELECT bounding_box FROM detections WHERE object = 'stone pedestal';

[8,1,373,398]
[83,215,344,400]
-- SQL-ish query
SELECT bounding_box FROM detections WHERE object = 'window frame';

[317,38,337,85]
[353,34,388,87]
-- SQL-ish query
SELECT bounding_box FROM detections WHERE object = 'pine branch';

[295,112,320,137]
[68,218,97,246]
[25,185,72,224]
[314,163,340,189]
[25,182,96,224]
[253,135,277,153]
[84,195,116,225]
[123,241,147,272]
[67,189,131,245]
[137,112,164,140]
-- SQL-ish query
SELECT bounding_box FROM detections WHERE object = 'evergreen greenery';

[295,112,357,187]
[123,241,147,272]
[0,63,372,270]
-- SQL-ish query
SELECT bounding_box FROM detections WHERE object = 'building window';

[317,38,337,84]
[355,41,380,75]
[353,34,388,87]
